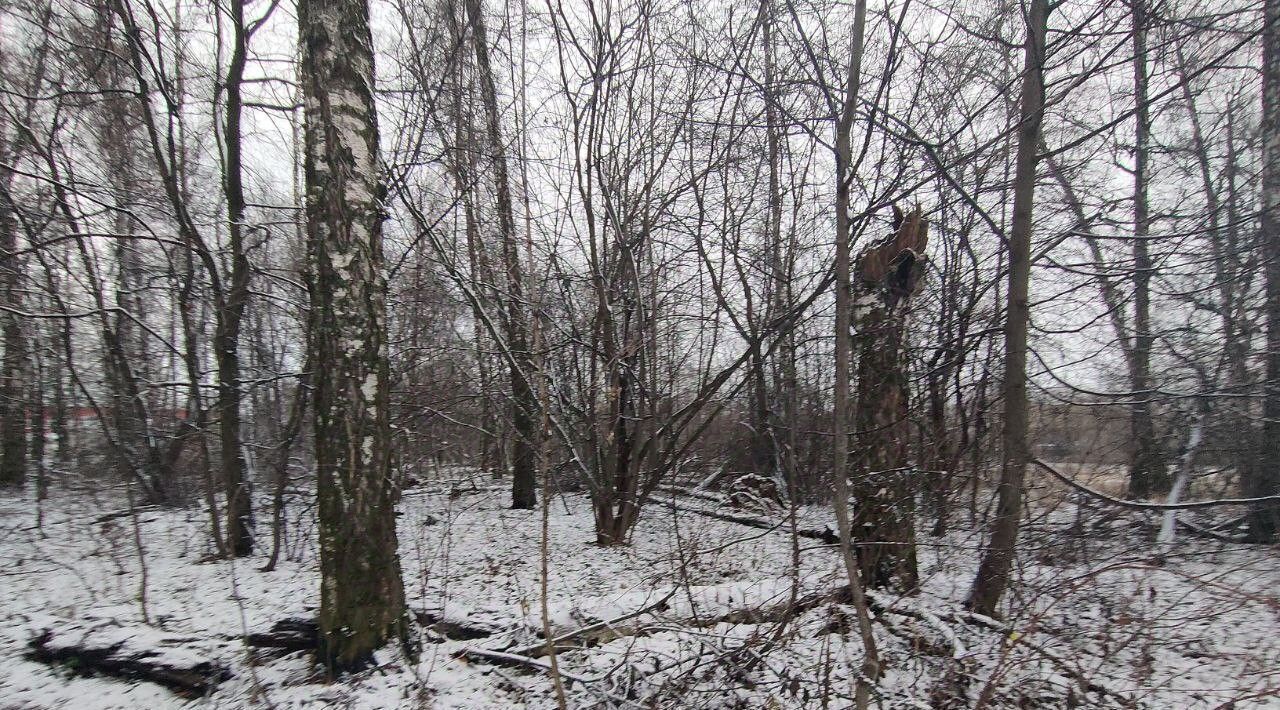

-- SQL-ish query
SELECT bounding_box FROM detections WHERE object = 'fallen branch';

[456,647,645,707]
[1175,517,1251,543]
[791,587,1133,707]
[510,588,678,658]
[246,611,501,657]
[926,605,1135,708]
[414,609,501,641]
[655,484,725,504]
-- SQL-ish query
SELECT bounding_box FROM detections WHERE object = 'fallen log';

[244,610,500,657]
[470,579,822,664]
[244,617,318,656]
[93,505,161,525]
[661,499,838,544]
[28,621,230,696]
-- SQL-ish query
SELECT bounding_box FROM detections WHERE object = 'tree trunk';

[299,0,411,671]
[1126,0,1168,500]
[0,6,57,488]
[52,333,70,464]
[1251,0,1280,542]
[764,15,802,492]
[262,369,308,573]
[850,209,927,592]
[439,0,500,480]
[218,0,254,556]
[464,0,538,510]
[830,0,881,705]
[851,302,917,590]
[31,340,47,501]
[101,0,173,504]
[967,0,1048,617]
[1175,45,1254,505]
[925,347,955,536]
[0,160,26,488]
[593,244,644,545]
[752,0,786,487]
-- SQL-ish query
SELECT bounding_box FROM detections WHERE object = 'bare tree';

[1,0,54,487]
[463,0,538,510]
[215,0,259,556]
[967,0,1049,618]
[1125,0,1169,500]
[0,112,28,488]
[829,0,882,705]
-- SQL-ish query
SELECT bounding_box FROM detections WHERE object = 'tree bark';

[1126,0,1168,500]
[850,209,926,593]
[1251,0,1280,541]
[967,0,1048,617]
[0,152,26,488]
[299,0,411,671]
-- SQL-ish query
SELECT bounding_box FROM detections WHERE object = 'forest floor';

[1,471,1278,709]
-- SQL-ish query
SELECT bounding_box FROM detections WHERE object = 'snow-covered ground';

[2,476,1278,708]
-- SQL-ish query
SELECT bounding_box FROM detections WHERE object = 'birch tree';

[299,0,411,669]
